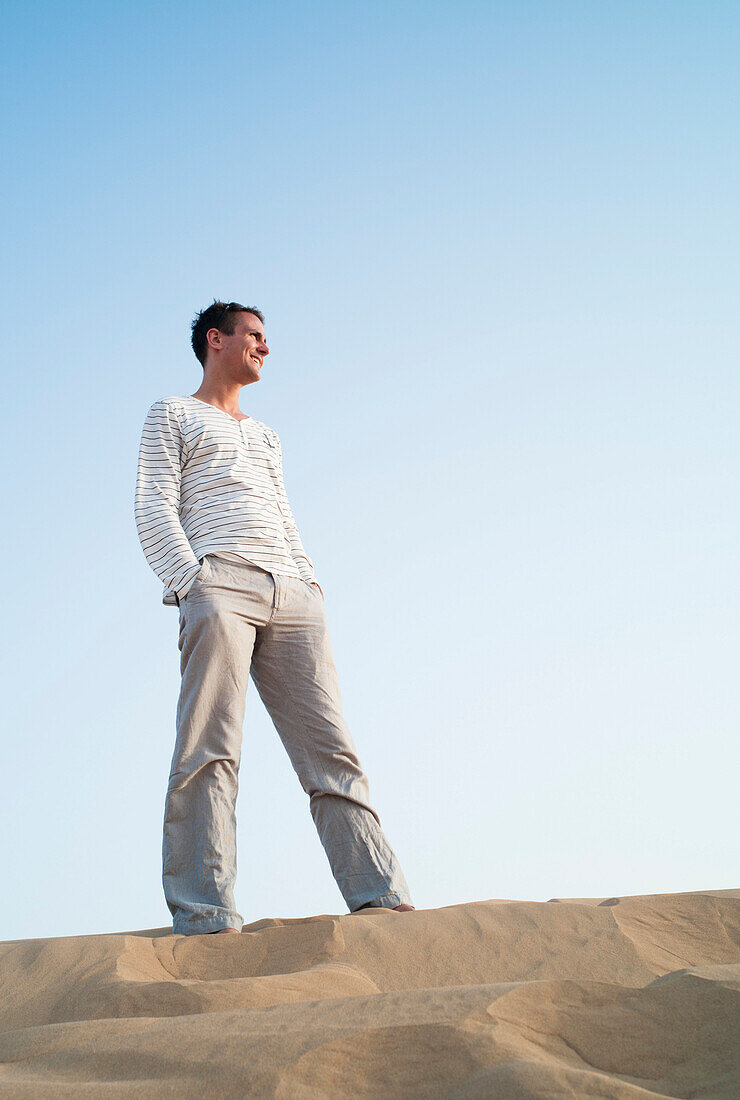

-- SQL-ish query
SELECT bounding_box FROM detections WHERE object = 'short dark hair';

[191,300,265,366]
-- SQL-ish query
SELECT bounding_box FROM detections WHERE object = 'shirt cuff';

[176,560,204,601]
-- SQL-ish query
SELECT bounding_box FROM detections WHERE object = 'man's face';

[208,311,269,384]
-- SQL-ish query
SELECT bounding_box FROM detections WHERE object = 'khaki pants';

[164,553,412,934]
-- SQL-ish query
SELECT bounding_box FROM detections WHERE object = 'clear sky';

[1,1,738,941]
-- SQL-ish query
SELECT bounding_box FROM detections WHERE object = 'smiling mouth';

[250,355,262,367]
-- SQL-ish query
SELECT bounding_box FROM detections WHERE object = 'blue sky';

[1,1,738,941]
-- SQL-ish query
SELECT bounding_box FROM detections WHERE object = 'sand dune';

[0,889,738,1097]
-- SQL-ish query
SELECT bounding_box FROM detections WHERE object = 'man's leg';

[163,555,260,935]
[249,573,413,912]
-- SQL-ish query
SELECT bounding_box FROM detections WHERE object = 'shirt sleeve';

[270,430,316,584]
[134,399,202,601]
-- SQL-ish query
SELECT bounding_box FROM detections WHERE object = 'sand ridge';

[0,889,738,1097]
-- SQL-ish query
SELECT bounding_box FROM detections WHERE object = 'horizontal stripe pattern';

[134,396,315,606]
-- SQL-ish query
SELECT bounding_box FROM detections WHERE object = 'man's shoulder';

[250,416,280,443]
[155,394,190,410]
[143,396,200,425]
[144,394,187,414]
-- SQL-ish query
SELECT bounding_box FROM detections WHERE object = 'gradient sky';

[1,1,738,942]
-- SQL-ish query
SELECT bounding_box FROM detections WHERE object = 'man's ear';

[206,327,223,351]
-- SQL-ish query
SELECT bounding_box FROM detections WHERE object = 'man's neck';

[191,381,246,419]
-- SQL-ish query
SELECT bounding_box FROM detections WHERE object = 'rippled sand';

[1,889,738,1097]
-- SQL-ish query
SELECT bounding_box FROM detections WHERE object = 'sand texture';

[1,889,738,1097]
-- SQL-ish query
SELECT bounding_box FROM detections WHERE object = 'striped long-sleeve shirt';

[134,395,316,606]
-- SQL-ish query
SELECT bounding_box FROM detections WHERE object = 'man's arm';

[271,430,322,594]
[134,399,203,602]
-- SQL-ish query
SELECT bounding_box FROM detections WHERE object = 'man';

[134,300,414,935]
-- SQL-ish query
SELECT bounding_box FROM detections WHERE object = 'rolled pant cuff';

[171,910,244,936]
